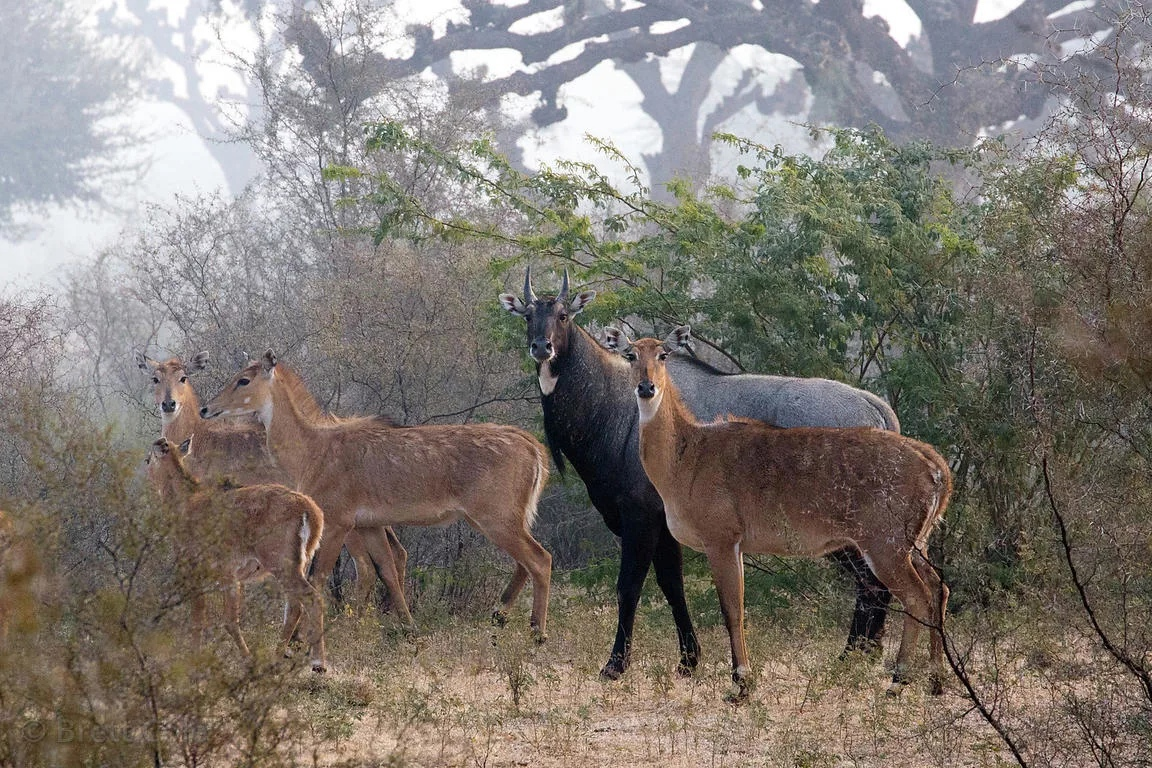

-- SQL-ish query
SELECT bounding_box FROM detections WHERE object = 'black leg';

[828,547,891,655]
[327,547,351,608]
[651,525,700,676]
[601,524,659,680]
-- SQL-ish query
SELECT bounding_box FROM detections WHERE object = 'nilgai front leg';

[602,522,660,680]
[652,525,700,677]
[705,542,751,704]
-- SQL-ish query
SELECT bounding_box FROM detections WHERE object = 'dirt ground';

[284,591,1018,768]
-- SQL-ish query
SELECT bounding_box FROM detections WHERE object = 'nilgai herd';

[2,269,951,703]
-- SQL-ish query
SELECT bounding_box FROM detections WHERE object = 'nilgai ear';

[568,290,596,315]
[261,349,277,372]
[178,437,192,456]
[499,293,529,317]
[136,351,158,373]
[152,438,170,453]
[600,326,625,351]
[664,325,691,350]
[188,351,209,373]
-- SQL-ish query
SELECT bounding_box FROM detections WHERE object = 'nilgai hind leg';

[861,543,947,696]
[464,503,552,641]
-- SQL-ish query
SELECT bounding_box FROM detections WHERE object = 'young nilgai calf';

[146,437,328,672]
[201,351,553,639]
[605,326,950,701]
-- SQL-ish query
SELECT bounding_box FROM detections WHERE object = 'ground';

[273,587,1013,768]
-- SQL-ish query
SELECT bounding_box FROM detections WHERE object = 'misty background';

[9,2,1152,764]
[2,0,1023,287]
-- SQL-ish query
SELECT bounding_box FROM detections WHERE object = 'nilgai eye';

[559,314,568,323]
[179,376,188,383]
[622,352,636,362]
[658,352,669,361]
[152,377,160,384]
[237,377,251,387]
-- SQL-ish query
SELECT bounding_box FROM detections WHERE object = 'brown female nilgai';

[137,350,406,611]
[500,267,900,681]
[605,326,949,701]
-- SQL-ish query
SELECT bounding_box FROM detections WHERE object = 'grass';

[218,580,1030,768]
[5,511,1129,767]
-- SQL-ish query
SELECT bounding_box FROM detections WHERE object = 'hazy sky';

[0,0,1025,291]
[2,98,228,290]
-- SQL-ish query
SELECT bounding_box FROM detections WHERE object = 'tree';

[234,0,505,237]
[0,0,142,238]
[101,0,266,196]
[0,292,63,491]
[282,0,1119,186]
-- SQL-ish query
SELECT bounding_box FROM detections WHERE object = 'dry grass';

[235,585,1032,768]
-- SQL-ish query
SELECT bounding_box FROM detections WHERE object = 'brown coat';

[147,438,328,671]
[203,351,554,638]
[616,328,949,700]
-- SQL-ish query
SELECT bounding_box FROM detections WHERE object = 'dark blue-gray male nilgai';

[500,267,900,680]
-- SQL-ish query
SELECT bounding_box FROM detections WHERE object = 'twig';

[1040,455,1152,702]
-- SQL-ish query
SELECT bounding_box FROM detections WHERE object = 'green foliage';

[353,120,1152,750]
[357,120,1013,596]
[12,23,1152,759]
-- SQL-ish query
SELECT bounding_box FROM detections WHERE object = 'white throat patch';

[636,388,663,424]
[538,359,559,396]
[258,400,274,429]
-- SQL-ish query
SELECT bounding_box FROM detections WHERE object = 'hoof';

[724,683,751,705]
[839,638,883,662]
[928,674,944,696]
[886,679,907,697]
[491,610,508,628]
[386,623,418,645]
[531,628,547,645]
[677,649,700,678]
[725,667,753,704]
[311,661,327,674]
[599,657,627,681]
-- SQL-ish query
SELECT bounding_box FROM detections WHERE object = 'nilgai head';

[601,325,691,422]
[200,350,277,421]
[499,266,596,364]
[136,351,209,421]
[145,436,193,489]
